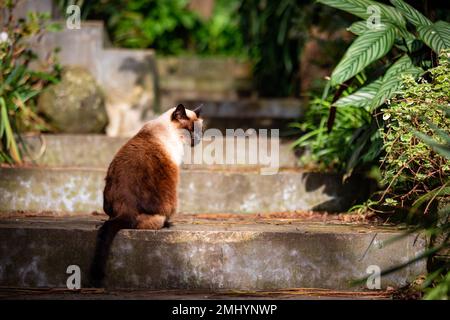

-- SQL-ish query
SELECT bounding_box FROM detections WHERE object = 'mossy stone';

[38,67,108,133]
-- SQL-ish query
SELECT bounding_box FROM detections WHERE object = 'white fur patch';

[147,107,186,166]
[163,127,185,166]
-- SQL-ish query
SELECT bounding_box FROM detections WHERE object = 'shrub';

[379,53,450,212]
[63,0,245,56]
[318,0,450,111]
[296,0,450,175]
[291,91,379,173]
[0,1,60,163]
[376,52,449,300]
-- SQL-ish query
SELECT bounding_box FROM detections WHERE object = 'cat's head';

[171,104,203,147]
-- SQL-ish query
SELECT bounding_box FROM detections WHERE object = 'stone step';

[158,57,253,111]
[182,99,303,119]
[0,167,370,214]
[180,99,304,132]
[0,216,426,291]
[21,134,300,169]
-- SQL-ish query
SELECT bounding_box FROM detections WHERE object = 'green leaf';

[0,97,21,163]
[427,121,450,145]
[369,55,423,109]
[383,54,418,77]
[390,0,432,27]
[317,0,405,27]
[330,23,397,86]
[370,67,422,109]
[46,22,63,32]
[334,79,382,107]
[0,65,25,95]
[414,131,450,160]
[417,21,450,54]
[412,183,450,210]
[347,21,369,35]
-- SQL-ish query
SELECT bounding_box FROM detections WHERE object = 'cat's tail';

[89,215,135,288]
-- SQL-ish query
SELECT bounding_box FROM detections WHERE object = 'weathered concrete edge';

[20,134,300,168]
[0,167,372,214]
[0,226,427,290]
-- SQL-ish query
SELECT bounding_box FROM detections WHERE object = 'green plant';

[414,107,450,160]
[238,0,309,97]
[379,54,450,212]
[299,0,450,175]
[63,0,245,56]
[362,51,450,300]
[291,83,381,173]
[0,1,60,163]
[415,105,449,300]
[192,0,244,56]
[319,0,449,111]
[423,270,450,300]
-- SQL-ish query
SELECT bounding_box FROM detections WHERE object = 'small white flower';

[382,113,391,120]
[0,32,9,44]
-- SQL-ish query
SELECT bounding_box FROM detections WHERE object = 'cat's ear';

[171,104,188,121]
[193,106,202,118]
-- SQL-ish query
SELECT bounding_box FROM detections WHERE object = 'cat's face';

[171,104,203,146]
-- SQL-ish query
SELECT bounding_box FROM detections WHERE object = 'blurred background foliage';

[59,0,245,56]
[58,0,356,97]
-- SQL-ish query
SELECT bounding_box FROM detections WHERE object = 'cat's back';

[103,124,179,217]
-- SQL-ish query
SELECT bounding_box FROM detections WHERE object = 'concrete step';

[21,134,300,169]
[0,215,426,291]
[182,99,303,119]
[158,57,253,111]
[0,167,370,214]
[180,99,304,132]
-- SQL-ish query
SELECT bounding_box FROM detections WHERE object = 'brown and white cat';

[90,104,202,287]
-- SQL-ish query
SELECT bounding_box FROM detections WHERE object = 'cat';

[90,104,202,287]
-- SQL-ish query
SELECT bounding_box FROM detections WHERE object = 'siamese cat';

[90,104,202,287]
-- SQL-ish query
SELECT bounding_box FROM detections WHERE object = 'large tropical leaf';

[390,0,432,27]
[330,24,397,86]
[369,55,423,109]
[317,0,405,27]
[334,79,382,107]
[417,21,450,54]
[333,56,423,108]
[384,54,418,77]
[347,21,369,35]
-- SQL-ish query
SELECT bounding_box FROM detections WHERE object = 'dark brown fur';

[90,105,201,287]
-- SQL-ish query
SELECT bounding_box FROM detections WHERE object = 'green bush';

[296,0,450,176]
[318,0,449,110]
[291,89,380,173]
[380,54,450,211]
[370,52,449,301]
[64,0,245,56]
[0,1,60,163]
